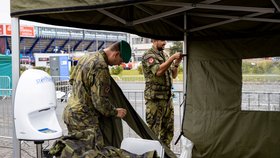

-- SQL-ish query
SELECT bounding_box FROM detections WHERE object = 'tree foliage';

[242,60,280,74]
[110,65,123,75]
[169,41,183,56]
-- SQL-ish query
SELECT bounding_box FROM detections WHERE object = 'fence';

[242,91,280,111]
[52,76,72,102]
[0,82,185,154]
[0,76,12,139]
[0,76,12,98]
[122,90,185,154]
[0,93,13,139]
[1,78,280,156]
[0,76,71,139]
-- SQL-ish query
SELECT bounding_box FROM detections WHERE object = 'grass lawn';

[120,69,140,76]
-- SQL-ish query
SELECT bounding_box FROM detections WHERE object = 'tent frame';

[11,1,280,157]
[11,17,21,158]
[98,1,280,32]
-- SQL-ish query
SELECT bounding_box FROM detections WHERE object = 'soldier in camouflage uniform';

[49,129,158,158]
[142,39,182,148]
[63,40,131,149]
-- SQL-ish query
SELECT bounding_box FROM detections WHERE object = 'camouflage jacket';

[67,51,117,124]
[142,47,172,100]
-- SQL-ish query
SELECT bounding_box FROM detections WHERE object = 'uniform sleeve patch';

[100,84,110,96]
[104,85,110,94]
[148,57,155,64]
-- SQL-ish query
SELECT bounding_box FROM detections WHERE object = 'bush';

[259,61,273,73]
[242,62,252,74]
[33,66,50,74]
[252,65,265,74]
[271,62,280,74]
[20,65,28,74]
[178,65,183,73]
[242,60,280,74]
[110,66,123,75]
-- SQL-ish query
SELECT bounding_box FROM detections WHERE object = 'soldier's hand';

[116,108,127,118]
[172,52,183,60]
[172,52,183,66]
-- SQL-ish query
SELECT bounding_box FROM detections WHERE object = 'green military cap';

[119,40,131,63]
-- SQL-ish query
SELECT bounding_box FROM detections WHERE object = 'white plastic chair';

[121,137,164,158]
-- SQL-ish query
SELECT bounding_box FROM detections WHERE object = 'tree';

[169,41,183,56]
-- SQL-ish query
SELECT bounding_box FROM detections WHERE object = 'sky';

[0,0,11,24]
[0,0,131,33]
[0,0,110,29]
[0,0,52,26]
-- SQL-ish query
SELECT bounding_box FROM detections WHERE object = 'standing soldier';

[142,39,182,148]
[63,40,131,148]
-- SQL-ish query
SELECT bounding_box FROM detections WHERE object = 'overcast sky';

[0,0,11,23]
[0,0,128,32]
[0,0,53,26]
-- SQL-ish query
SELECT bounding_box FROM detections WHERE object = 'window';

[242,57,280,111]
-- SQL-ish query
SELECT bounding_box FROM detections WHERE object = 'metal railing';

[242,91,280,111]
[52,76,72,102]
[0,94,13,139]
[122,90,185,154]
[0,76,12,139]
[1,78,280,156]
[0,76,12,98]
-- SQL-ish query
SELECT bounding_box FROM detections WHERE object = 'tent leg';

[11,17,21,158]
[35,141,44,158]
[183,13,188,99]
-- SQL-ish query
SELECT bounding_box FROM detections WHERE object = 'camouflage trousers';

[49,129,158,158]
[145,99,174,148]
[63,105,104,148]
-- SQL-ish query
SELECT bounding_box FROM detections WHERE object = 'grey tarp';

[11,0,280,157]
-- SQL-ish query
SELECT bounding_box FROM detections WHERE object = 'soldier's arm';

[91,68,117,117]
[156,56,175,76]
[171,66,179,79]
[142,53,160,76]
[156,53,181,76]
[171,57,182,78]
[69,56,86,85]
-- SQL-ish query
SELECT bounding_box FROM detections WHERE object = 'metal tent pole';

[175,11,188,146]
[183,13,188,100]
[35,141,44,158]
[11,17,21,158]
